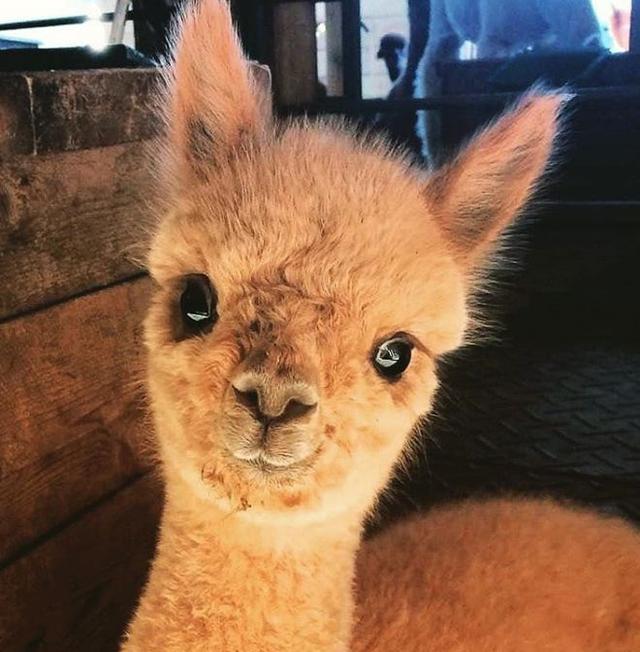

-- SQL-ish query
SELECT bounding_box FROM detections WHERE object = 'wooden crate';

[0,69,163,652]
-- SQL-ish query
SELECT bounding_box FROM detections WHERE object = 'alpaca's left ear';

[424,90,570,267]
[162,0,271,187]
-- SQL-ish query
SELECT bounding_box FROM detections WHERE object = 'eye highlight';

[178,274,217,338]
[372,335,413,379]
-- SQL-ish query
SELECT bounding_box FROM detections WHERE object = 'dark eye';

[372,336,413,379]
[179,274,217,337]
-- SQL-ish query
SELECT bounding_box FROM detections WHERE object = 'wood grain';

[0,473,162,652]
[0,75,34,158]
[0,142,151,320]
[0,278,153,566]
[325,4,344,97]
[272,2,318,105]
[31,70,160,154]
[0,69,161,156]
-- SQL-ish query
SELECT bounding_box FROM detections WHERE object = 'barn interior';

[0,1,639,650]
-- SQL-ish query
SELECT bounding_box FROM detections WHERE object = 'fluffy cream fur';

[121,1,640,650]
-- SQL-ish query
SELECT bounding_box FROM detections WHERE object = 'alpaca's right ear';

[424,91,569,268]
[163,0,271,186]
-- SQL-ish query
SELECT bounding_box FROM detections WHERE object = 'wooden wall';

[272,1,318,105]
[0,69,163,652]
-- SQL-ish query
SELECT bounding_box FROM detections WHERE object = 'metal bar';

[341,0,362,100]
[263,1,276,72]
[109,0,131,45]
[231,0,271,64]
[281,86,640,115]
[631,0,640,52]
[130,0,160,56]
[0,12,136,32]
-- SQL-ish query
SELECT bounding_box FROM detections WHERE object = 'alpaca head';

[144,0,566,523]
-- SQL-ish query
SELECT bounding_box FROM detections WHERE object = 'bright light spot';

[82,3,106,50]
[84,20,106,50]
[316,22,326,38]
[86,4,102,21]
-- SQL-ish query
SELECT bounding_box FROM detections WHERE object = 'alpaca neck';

[125,471,363,652]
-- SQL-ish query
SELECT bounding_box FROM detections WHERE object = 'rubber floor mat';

[382,341,640,524]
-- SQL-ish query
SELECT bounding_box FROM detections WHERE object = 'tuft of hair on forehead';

[150,1,570,338]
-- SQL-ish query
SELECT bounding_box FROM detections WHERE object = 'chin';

[194,445,367,525]
[198,451,316,510]
[158,406,392,523]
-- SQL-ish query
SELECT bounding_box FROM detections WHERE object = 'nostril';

[231,371,319,424]
[233,387,260,412]
[279,398,317,424]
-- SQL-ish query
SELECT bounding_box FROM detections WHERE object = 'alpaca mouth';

[246,456,304,474]
[229,445,321,476]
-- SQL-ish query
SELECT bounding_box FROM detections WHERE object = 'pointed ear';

[162,0,271,186]
[424,90,570,266]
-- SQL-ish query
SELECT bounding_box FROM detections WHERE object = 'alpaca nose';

[231,371,318,425]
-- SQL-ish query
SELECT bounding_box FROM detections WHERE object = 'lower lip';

[229,444,322,474]
[244,457,299,474]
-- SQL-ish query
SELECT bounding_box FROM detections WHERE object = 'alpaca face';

[145,129,466,518]
[144,0,565,522]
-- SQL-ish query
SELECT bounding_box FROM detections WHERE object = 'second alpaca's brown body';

[356,499,640,652]
[122,1,640,650]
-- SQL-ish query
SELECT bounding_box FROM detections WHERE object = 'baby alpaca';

[354,498,640,652]
[122,1,639,650]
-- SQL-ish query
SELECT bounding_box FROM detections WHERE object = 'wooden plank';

[0,142,149,320]
[0,473,162,652]
[0,74,34,158]
[272,1,318,105]
[0,63,267,156]
[0,69,161,156]
[31,70,160,153]
[0,278,153,565]
[325,3,344,97]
